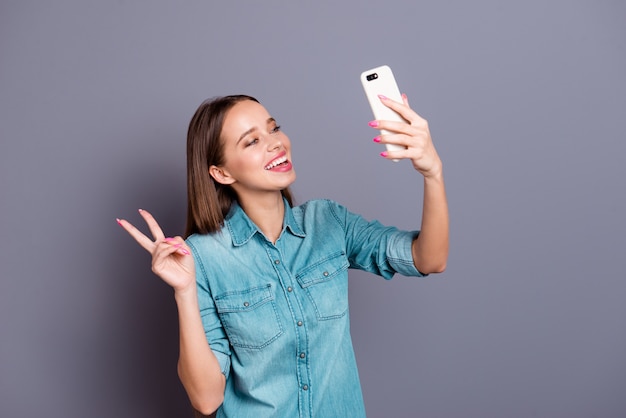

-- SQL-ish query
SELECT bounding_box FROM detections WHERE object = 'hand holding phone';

[360,65,407,160]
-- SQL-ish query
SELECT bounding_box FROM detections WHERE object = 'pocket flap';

[296,251,348,288]
[214,284,274,313]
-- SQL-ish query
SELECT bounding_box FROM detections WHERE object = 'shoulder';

[290,198,354,231]
[293,198,348,216]
[186,230,221,244]
[186,229,231,254]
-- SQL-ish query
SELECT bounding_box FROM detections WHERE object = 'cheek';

[231,152,262,173]
[281,134,292,149]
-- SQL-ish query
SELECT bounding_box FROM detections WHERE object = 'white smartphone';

[360,65,407,159]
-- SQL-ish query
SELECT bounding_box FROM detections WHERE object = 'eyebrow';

[236,118,276,144]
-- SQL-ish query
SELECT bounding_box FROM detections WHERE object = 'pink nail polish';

[116,218,123,226]
[174,244,190,255]
[368,120,379,128]
[380,151,388,157]
[373,136,381,143]
[378,94,388,100]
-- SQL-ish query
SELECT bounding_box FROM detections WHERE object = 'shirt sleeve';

[186,238,232,379]
[327,200,425,279]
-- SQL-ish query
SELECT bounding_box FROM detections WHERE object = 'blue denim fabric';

[186,199,423,417]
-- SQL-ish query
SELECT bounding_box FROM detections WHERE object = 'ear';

[209,165,236,185]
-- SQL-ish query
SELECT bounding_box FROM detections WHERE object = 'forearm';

[175,288,225,415]
[412,171,449,274]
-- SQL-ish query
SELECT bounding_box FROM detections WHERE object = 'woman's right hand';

[117,209,196,293]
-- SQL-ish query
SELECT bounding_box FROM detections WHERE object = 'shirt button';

[287,286,293,292]
[302,385,309,391]
[297,321,303,326]
[274,259,280,265]
[299,352,306,359]
[243,302,249,307]
[323,271,329,277]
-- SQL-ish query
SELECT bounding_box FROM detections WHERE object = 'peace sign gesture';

[117,209,196,293]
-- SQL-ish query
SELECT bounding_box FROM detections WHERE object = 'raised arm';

[117,210,225,414]
[369,94,449,274]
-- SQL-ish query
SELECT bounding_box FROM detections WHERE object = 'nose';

[268,136,282,151]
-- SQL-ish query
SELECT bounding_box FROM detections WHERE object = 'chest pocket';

[295,251,349,320]
[214,283,284,349]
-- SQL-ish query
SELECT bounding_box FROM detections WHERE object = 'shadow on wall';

[106,147,198,416]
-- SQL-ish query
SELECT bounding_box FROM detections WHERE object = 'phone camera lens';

[366,73,378,81]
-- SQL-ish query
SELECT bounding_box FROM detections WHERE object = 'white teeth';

[265,156,287,170]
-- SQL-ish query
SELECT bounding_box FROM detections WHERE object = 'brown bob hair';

[184,95,294,237]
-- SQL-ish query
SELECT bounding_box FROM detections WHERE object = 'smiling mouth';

[264,155,288,170]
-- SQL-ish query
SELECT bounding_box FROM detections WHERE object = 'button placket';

[267,245,312,411]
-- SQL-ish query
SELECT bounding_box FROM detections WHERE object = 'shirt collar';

[225,197,306,246]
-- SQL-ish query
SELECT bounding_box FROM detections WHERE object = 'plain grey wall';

[1,1,625,417]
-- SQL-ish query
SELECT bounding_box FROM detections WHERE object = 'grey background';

[1,1,625,417]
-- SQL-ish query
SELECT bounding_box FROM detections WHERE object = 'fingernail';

[165,237,175,242]
[378,94,388,100]
[380,151,388,157]
[116,218,123,226]
[373,136,381,143]
[368,120,379,127]
[174,244,190,255]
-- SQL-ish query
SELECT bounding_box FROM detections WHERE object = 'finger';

[138,209,166,241]
[155,240,190,259]
[372,120,416,136]
[152,242,191,275]
[379,95,423,124]
[380,149,407,161]
[375,133,412,149]
[116,218,156,252]
[164,237,191,256]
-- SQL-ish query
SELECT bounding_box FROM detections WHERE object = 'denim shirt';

[186,199,423,418]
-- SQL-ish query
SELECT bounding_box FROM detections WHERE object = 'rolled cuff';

[211,348,231,379]
[386,230,426,278]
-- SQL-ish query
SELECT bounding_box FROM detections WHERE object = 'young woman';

[117,94,448,417]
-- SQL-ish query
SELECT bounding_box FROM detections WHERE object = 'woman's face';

[212,100,296,198]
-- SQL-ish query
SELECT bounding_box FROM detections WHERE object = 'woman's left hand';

[369,94,442,178]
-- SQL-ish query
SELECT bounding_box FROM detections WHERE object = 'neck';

[238,191,285,243]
